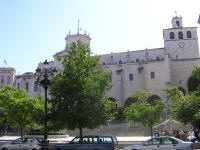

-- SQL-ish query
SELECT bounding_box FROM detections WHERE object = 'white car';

[0,137,50,150]
[124,137,193,150]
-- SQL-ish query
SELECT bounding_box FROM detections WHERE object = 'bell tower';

[64,20,91,51]
[163,15,199,59]
[171,16,183,28]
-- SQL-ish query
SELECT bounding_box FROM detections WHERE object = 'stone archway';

[147,95,161,106]
[108,97,118,107]
[108,97,125,121]
[178,87,186,95]
[124,96,138,108]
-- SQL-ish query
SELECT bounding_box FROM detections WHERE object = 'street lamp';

[35,60,57,140]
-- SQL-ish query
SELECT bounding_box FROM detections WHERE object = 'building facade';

[99,16,200,107]
[0,67,16,86]
[14,15,200,108]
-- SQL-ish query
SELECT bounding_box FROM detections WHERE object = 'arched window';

[26,82,29,92]
[13,81,16,87]
[119,60,122,64]
[156,56,160,61]
[34,81,38,92]
[7,76,11,84]
[176,21,180,27]
[17,83,20,91]
[1,75,4,84]
[136,58,140,62]
[170,32,175,39]
[187,31,192,38]
[178,31,183,39]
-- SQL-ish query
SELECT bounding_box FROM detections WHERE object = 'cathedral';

[5,15,199,109]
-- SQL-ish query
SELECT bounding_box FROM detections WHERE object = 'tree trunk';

[150,125,153,138]
[79,127,83,137]
[79,127,83,144]
[20,127,23,138]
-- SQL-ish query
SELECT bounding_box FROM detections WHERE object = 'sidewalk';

[0,135,151,143]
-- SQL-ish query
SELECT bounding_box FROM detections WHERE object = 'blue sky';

[0,0,200,74]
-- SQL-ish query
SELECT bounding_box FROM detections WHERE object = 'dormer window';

[178,31,183,39]
[187,31,192,38]
[170,32,175,39]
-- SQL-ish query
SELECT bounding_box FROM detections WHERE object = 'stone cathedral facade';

[13,15,200,108]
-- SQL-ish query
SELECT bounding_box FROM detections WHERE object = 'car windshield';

[38,138,48,144]
[12,138,23,144]
[161,138,178,145]
[71,137,81,144]
[147,138,160,145]
[22,138,34,144]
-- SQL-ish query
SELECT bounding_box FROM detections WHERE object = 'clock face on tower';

[179,42,185,48]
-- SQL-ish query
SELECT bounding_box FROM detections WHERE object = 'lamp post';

[35,60,57,140]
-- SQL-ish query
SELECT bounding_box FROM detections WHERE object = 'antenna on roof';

[77,19,79,34]
[77,19,82,34]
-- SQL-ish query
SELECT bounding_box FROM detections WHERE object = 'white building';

[0,67,16,86]
[99,15,200,107]
[15,15,200,109]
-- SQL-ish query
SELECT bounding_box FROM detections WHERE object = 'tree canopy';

[0,109,6,136]
[187,66,200,93]
[0,85,45,137]
[164,86,200,131]
[124,90,166,137]
[49,41,116,137]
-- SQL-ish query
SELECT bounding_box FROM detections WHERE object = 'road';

[0,140,138,149]
[0,136,200,149]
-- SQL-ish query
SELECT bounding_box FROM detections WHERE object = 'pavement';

[0,135,151,143]
[1,135,200,149]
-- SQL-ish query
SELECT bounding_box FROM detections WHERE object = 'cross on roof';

[174,11,178,16]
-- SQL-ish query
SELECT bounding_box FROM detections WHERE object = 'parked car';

[52,135,119,150]
[124,136,194,150]
[0,137,50,150]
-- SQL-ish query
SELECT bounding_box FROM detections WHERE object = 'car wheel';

[1,148,8,150]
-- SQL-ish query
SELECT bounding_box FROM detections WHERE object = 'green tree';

[49,41,116,137]
[164,86,200,133]
[0,109,6,136]
[124,90,166,137]
[0,85,45,137]
[187,66,200,92]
